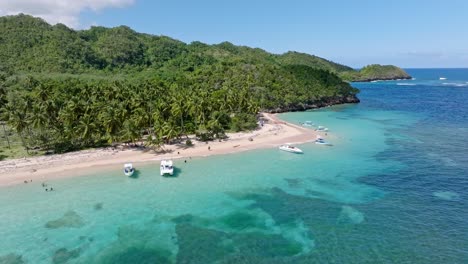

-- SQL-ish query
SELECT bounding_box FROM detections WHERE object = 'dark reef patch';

[97,247,171,264]
[0,253,25,264]
[45,211,85,229]
[220,211,266,230]
[94,203,103,210]
[52,248,81,264]
[285,178,302,188]
[232,232,303,257]
[175,223,233,264]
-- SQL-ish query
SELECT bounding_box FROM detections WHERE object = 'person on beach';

[208,146,211,151]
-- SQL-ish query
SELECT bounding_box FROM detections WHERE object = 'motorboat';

[315,135,332,146]
[160,160,174,176]
[301,121,314,127]
[439,77,447,80]
[124,163,135,177]
[315,126,329,132]
[279,144,303,154]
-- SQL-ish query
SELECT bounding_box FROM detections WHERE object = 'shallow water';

[0,69,467,263]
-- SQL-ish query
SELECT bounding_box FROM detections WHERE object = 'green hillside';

[0,14,375,156]
[276,51,354,73]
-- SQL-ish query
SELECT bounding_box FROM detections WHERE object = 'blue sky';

[3,0,467,68]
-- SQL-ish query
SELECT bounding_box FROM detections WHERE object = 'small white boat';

[315,135,332,146]
[279,144,303,154]
[160,160,174,176]
[439,77,447,80]
[301,121,314,127]
[124,163,135,177]
[315,126,329,132]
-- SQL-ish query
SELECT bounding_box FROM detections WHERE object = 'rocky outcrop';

[264,94,360,113]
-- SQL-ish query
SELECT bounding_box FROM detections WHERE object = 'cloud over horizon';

[0,0,135,28]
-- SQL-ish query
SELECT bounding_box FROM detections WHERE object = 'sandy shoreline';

[0,113,320,187]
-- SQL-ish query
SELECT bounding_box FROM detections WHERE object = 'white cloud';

[0,0,135,28]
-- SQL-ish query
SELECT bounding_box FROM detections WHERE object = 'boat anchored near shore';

[300,121,314,127]
[315,135,332,146]
[315,126,329,132]
[279,144,303,154]
[124,163,135,177]
[160,160,174,176]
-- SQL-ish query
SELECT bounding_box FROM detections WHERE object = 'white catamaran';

[123,163,135,177]
[160,160,174,176]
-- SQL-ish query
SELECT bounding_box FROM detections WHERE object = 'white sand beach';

[0,113,321,186]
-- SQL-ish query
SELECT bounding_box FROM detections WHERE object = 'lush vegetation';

[340,64,411,82]
[0,14,365,156]
[277,51,354,73]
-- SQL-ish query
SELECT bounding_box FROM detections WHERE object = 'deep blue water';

[352,69,468,263]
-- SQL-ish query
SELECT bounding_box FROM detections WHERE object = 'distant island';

[0,14,409,157]
[275,52,411,82]
[341,64,412,82]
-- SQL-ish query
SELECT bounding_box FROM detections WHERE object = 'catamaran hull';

[124,169,135,177]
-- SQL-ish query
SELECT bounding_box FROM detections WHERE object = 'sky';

[1,0,467,68]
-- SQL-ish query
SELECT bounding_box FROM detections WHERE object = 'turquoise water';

[1,69,467,263]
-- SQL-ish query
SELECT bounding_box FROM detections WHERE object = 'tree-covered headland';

[0,14,408,156]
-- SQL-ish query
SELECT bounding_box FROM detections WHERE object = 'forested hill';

[0,14,383,154]
[0,14,361,106]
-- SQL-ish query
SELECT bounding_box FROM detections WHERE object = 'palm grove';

[0,14,360,154]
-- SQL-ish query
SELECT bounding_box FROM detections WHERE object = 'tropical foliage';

[0,14,362,155]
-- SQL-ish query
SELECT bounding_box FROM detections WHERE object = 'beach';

[0,113,319,187]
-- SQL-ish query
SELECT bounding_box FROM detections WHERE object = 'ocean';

[0,69,467,263]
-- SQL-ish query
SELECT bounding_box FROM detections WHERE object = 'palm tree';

[120,119,140,145]
[77,114,96,146]
[4,101,30,154]
[170,100,183,138]
[161,121,178,144]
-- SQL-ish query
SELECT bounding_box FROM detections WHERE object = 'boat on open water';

[279,144,303,154]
